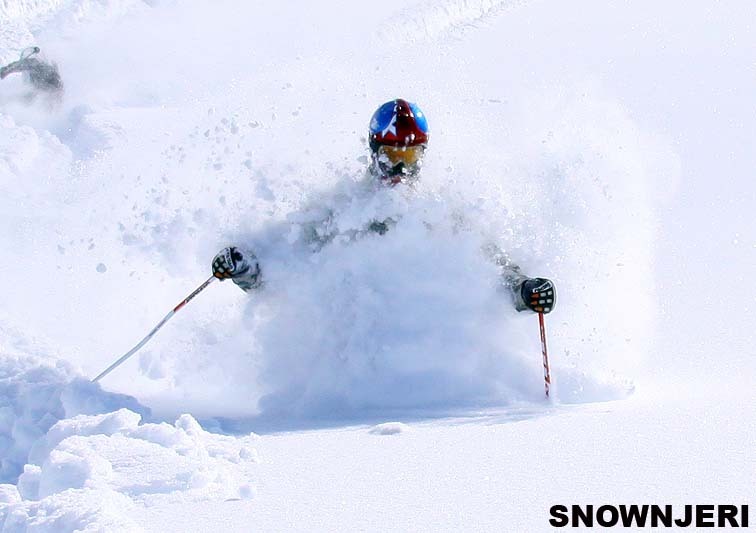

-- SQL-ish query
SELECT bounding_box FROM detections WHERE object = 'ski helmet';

[368,99,428,183]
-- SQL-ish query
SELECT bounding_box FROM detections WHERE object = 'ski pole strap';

[20,46,40,61]
[92,276,216,383]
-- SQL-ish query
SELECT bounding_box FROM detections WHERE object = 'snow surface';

[1,0,754,531]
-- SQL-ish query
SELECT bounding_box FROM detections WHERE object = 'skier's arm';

[484,243,556,314]
[211,247,262,292]
[0,60,28,79]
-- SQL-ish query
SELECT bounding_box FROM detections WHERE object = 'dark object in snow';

[212,246,262,291]
[1,47,63,93]
[515,277,556,314]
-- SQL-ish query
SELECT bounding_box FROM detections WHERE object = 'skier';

[0,47,63,94]
[211,99,556,314]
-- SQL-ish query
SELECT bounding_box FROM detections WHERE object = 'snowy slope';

[1,0,755,531]
[136,394,756,532]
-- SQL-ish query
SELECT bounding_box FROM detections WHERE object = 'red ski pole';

[538,312,551,398]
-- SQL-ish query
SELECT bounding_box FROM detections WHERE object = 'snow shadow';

[206,402,558,435]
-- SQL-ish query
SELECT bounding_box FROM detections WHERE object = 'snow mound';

[0,350,147,484]
[1,409,258,532]
[0,113,70,186]
[368,422,410,436]
[0,485,142,532]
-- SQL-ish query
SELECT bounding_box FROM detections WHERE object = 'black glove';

[212,246,262,291]
[212,247,251,279]
[518,277,556,314]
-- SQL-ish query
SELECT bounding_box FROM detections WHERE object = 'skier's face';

[373,145,425,185]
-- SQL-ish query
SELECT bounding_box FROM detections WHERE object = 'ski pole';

[538,312,551,398]
[92,275,217,382]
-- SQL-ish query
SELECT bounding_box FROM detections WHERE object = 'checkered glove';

[518,278,556,314]
[211,247,261,291]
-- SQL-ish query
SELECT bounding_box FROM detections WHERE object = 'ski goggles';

[377,144,426,167]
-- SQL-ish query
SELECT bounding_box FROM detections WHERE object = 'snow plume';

[530,85,678,396]
[172,78,668,419]
[0,0,679,421]
[0,83,671,421]
[239,181,538,418]
[437,82,680,402]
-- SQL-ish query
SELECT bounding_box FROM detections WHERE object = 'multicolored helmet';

[368,99,429,183]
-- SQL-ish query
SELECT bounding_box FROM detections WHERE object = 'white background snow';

[1,0,754,531]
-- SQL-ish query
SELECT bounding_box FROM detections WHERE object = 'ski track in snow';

[372,0,528,47]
